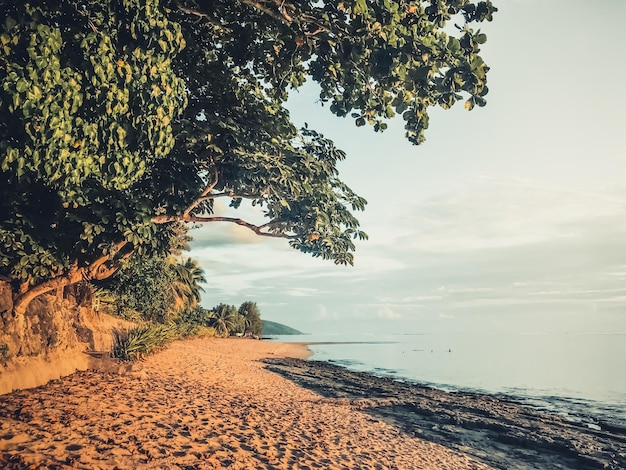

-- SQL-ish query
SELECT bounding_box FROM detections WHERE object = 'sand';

[0,338,492,469]
[265,358,626,469]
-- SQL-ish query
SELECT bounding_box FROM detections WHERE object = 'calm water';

[270,332,626,425]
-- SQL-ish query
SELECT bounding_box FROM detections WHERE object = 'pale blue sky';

[191,0,626,334]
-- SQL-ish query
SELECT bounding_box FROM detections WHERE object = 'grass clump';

[112,324,177,361]
[111,322,217,361]
[173,322,216,339]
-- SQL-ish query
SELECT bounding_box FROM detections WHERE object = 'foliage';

[91,285,118,315]
[104,257,176,323]
[1,0,187,287]
[261,320,303,336]
[0,0,496,313]
[208,303,240,338]
[173,321,217,339]
[102,254,206,323]
[169,257,206,311]
[111,323,178,361]
[166,0,495,145]
[179,302,263,338]
[238,301,263,337]
[178,305,215,327]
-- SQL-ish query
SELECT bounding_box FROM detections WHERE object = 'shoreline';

[297,340,626,428]
[265,356,626,469]
[0,338,492,469]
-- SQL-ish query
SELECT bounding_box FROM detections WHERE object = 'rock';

[264,357,626,470]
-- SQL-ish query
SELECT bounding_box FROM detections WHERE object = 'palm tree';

[238,301,262,337]
[209,304,239,337]
[169,258,206,313]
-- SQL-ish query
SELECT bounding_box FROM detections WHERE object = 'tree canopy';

[100,254,206,323]
[0,0,496,315]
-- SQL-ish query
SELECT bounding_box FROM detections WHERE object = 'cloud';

[377,294,445,304]
[178,1,626,337]
[383,177,626,257]
[376,306,402,320]
[315,304,336,320]
[285,287,320,297]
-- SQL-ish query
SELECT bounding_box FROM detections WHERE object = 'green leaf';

[475,33,487,44]
[447,37,461,53]
[15,78,29,92]
[0,0,494,289]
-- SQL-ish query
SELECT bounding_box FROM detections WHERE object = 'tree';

[99,252,206,322]
[238,301,263,337]
[209,303,240,337]
[169,257,206,312]
[0,0,497,316]
[104,256,177,323]
[1,0,189,314]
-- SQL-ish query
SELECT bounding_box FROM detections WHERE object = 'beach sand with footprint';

[0,338,491,469]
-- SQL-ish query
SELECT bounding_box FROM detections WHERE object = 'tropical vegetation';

[100,255,205,323]
[112,323,179,361]
[111,300,267,361]
[262,320,304,336]
[0,0,496,323]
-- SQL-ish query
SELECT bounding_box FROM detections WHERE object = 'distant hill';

[262,320,304,335]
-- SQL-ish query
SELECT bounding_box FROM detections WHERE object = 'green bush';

[111,322,218,361]
[111,324,177,361]
[179,306,215,327]
[173,321,216,339]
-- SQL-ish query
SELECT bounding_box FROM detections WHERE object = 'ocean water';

[269,332,626,425]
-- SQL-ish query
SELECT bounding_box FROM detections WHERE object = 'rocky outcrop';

[0,281,133,395]
[265,357,626,470]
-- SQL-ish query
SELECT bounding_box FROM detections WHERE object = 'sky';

[190,0,626,335]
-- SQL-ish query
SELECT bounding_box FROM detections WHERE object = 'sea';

[269,332,626,427]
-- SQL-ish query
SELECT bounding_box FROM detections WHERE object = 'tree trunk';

[11,243,127,317]
[12,267,85,317]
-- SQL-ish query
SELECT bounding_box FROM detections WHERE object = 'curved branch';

[151,214,181,224]
[183,168,219,217]
[89,241,127,272]
[195,191,265,203]
[187,216,295,239]
[152,212,295,239]
[12,241,131,317]
[239,0,292,26]
[12,265,85,317]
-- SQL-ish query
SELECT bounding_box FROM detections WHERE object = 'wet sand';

[0,338,490,469]
[265,357,626,470]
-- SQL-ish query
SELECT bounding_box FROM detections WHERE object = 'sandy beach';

[0,338,491,469]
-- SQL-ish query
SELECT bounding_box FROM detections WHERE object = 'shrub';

[111,324,177,361]
[173,321,216,339]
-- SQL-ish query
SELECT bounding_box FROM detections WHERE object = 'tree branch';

[175,1,225,28]
[153,212,294,239]
[187,216,295,238]
[238,0,292,26]
[88,241,127,272]
[12,268,84,317]
[273,0,294,23]
[183,168,219,217]
[195,191,266,203]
